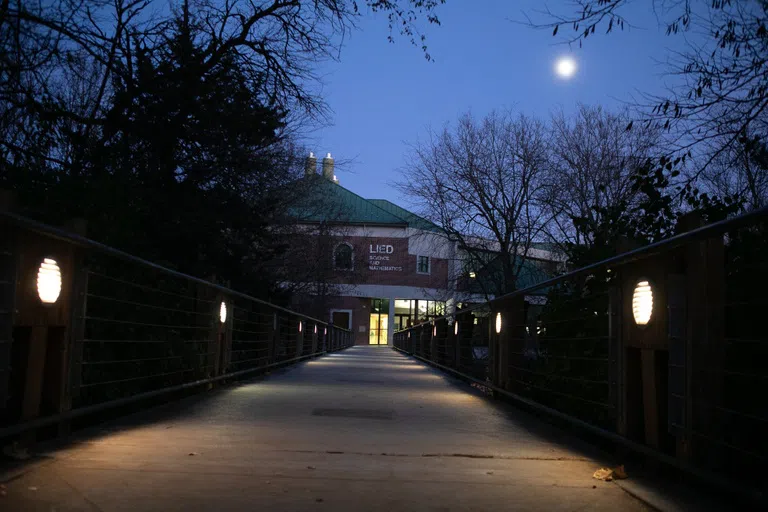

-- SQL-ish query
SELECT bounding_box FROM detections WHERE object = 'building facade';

[285,153,560,346]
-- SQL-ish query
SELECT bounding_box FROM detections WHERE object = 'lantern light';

[324,327,327,335]
[219,302,227,323]
[632,280,653,326]
[37,258,61,304]
[314,324,317,334]
[432,324,436,337]
[454,320,458,335]
[299,321,303,332]
[495,312,502,334]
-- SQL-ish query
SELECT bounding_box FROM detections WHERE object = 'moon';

[555,57,577,79]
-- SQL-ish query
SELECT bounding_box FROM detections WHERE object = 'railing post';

[620,244,670,450]
[453,318,461,370]
[214,294,232,377]
[311,323,318,354]
[430,321,438,363]
[267,312,277,364]
[608,284,625,437]
[0,196,15,420]
[492,295,525,391]
[10,219,82,446]
[445,319,456,368]
[295,318,304,358]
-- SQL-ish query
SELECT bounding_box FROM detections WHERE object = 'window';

[414,300,446,323]
[394,299,414,331]
[417,255,430,274]
[334,243,353,270]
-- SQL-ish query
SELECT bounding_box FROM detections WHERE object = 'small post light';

[37,258,62,304]
[495,312,502,334]
[454,320,459,336]
[314,324,317,334]
[298,321,303,333]
[432,324,436,337]
[219,301,227,323]
[632,279,654,326]
[324,327,327,335]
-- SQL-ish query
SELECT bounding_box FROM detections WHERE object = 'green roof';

[367,199,443,233]
[289,175,407,226]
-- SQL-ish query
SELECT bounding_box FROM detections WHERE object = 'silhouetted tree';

[397,110,552,297]
[529,0,768,200]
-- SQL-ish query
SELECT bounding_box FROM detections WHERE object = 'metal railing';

[0,210,353,440]
[393,206,768,503]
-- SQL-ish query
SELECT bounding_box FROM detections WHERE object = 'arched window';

[334,243,353,270]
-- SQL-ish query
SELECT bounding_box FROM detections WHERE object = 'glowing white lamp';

[298,321,303,333]
[432,324,436,336]
[219,302,227,323]
[454,320,458,335]
[324,327,327,335]
[632,280,653,326]
[314,324,317,334]
[37,258,61,304]
[495,312,502,334]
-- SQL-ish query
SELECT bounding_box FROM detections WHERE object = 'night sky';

[312,0,688,206]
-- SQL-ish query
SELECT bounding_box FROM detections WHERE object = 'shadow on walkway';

[0,346,724,511]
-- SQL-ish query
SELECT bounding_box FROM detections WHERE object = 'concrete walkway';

[0,347,718,511]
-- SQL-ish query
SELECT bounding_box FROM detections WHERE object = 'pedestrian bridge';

[0,346,712,511]
[1,208,767,510]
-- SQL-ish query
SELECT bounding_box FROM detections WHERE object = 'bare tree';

[0,0,444,126]
[543,104,664,254]
[397,110,551,298]
[527,1,768,193]
[700,132,768,211]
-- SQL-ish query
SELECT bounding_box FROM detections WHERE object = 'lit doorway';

[369,298,389,345]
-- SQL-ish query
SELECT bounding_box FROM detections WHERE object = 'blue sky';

[310,0,688,206]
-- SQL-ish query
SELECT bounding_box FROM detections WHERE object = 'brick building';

[285,153,560,346]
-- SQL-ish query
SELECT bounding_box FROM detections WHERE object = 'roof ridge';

[367,199,442,231]
[330,184,407,224]
[292,175,406,225]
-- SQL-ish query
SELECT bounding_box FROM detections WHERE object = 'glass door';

[369,298,389,345]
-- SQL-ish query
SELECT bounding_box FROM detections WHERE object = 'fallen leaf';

[316,498,324,503]
[486,471,494,475]
[593,465,628,481]
[592,468,614,481]
[307,466,316,470]
[28,486,38,491]
[188,452,198,456]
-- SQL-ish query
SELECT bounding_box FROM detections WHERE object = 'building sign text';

[369,243,402,272]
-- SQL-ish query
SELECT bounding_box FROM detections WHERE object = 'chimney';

[322,152,334,181]
[305,151,317,177]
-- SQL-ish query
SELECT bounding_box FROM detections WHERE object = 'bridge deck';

[2,347,718,511]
